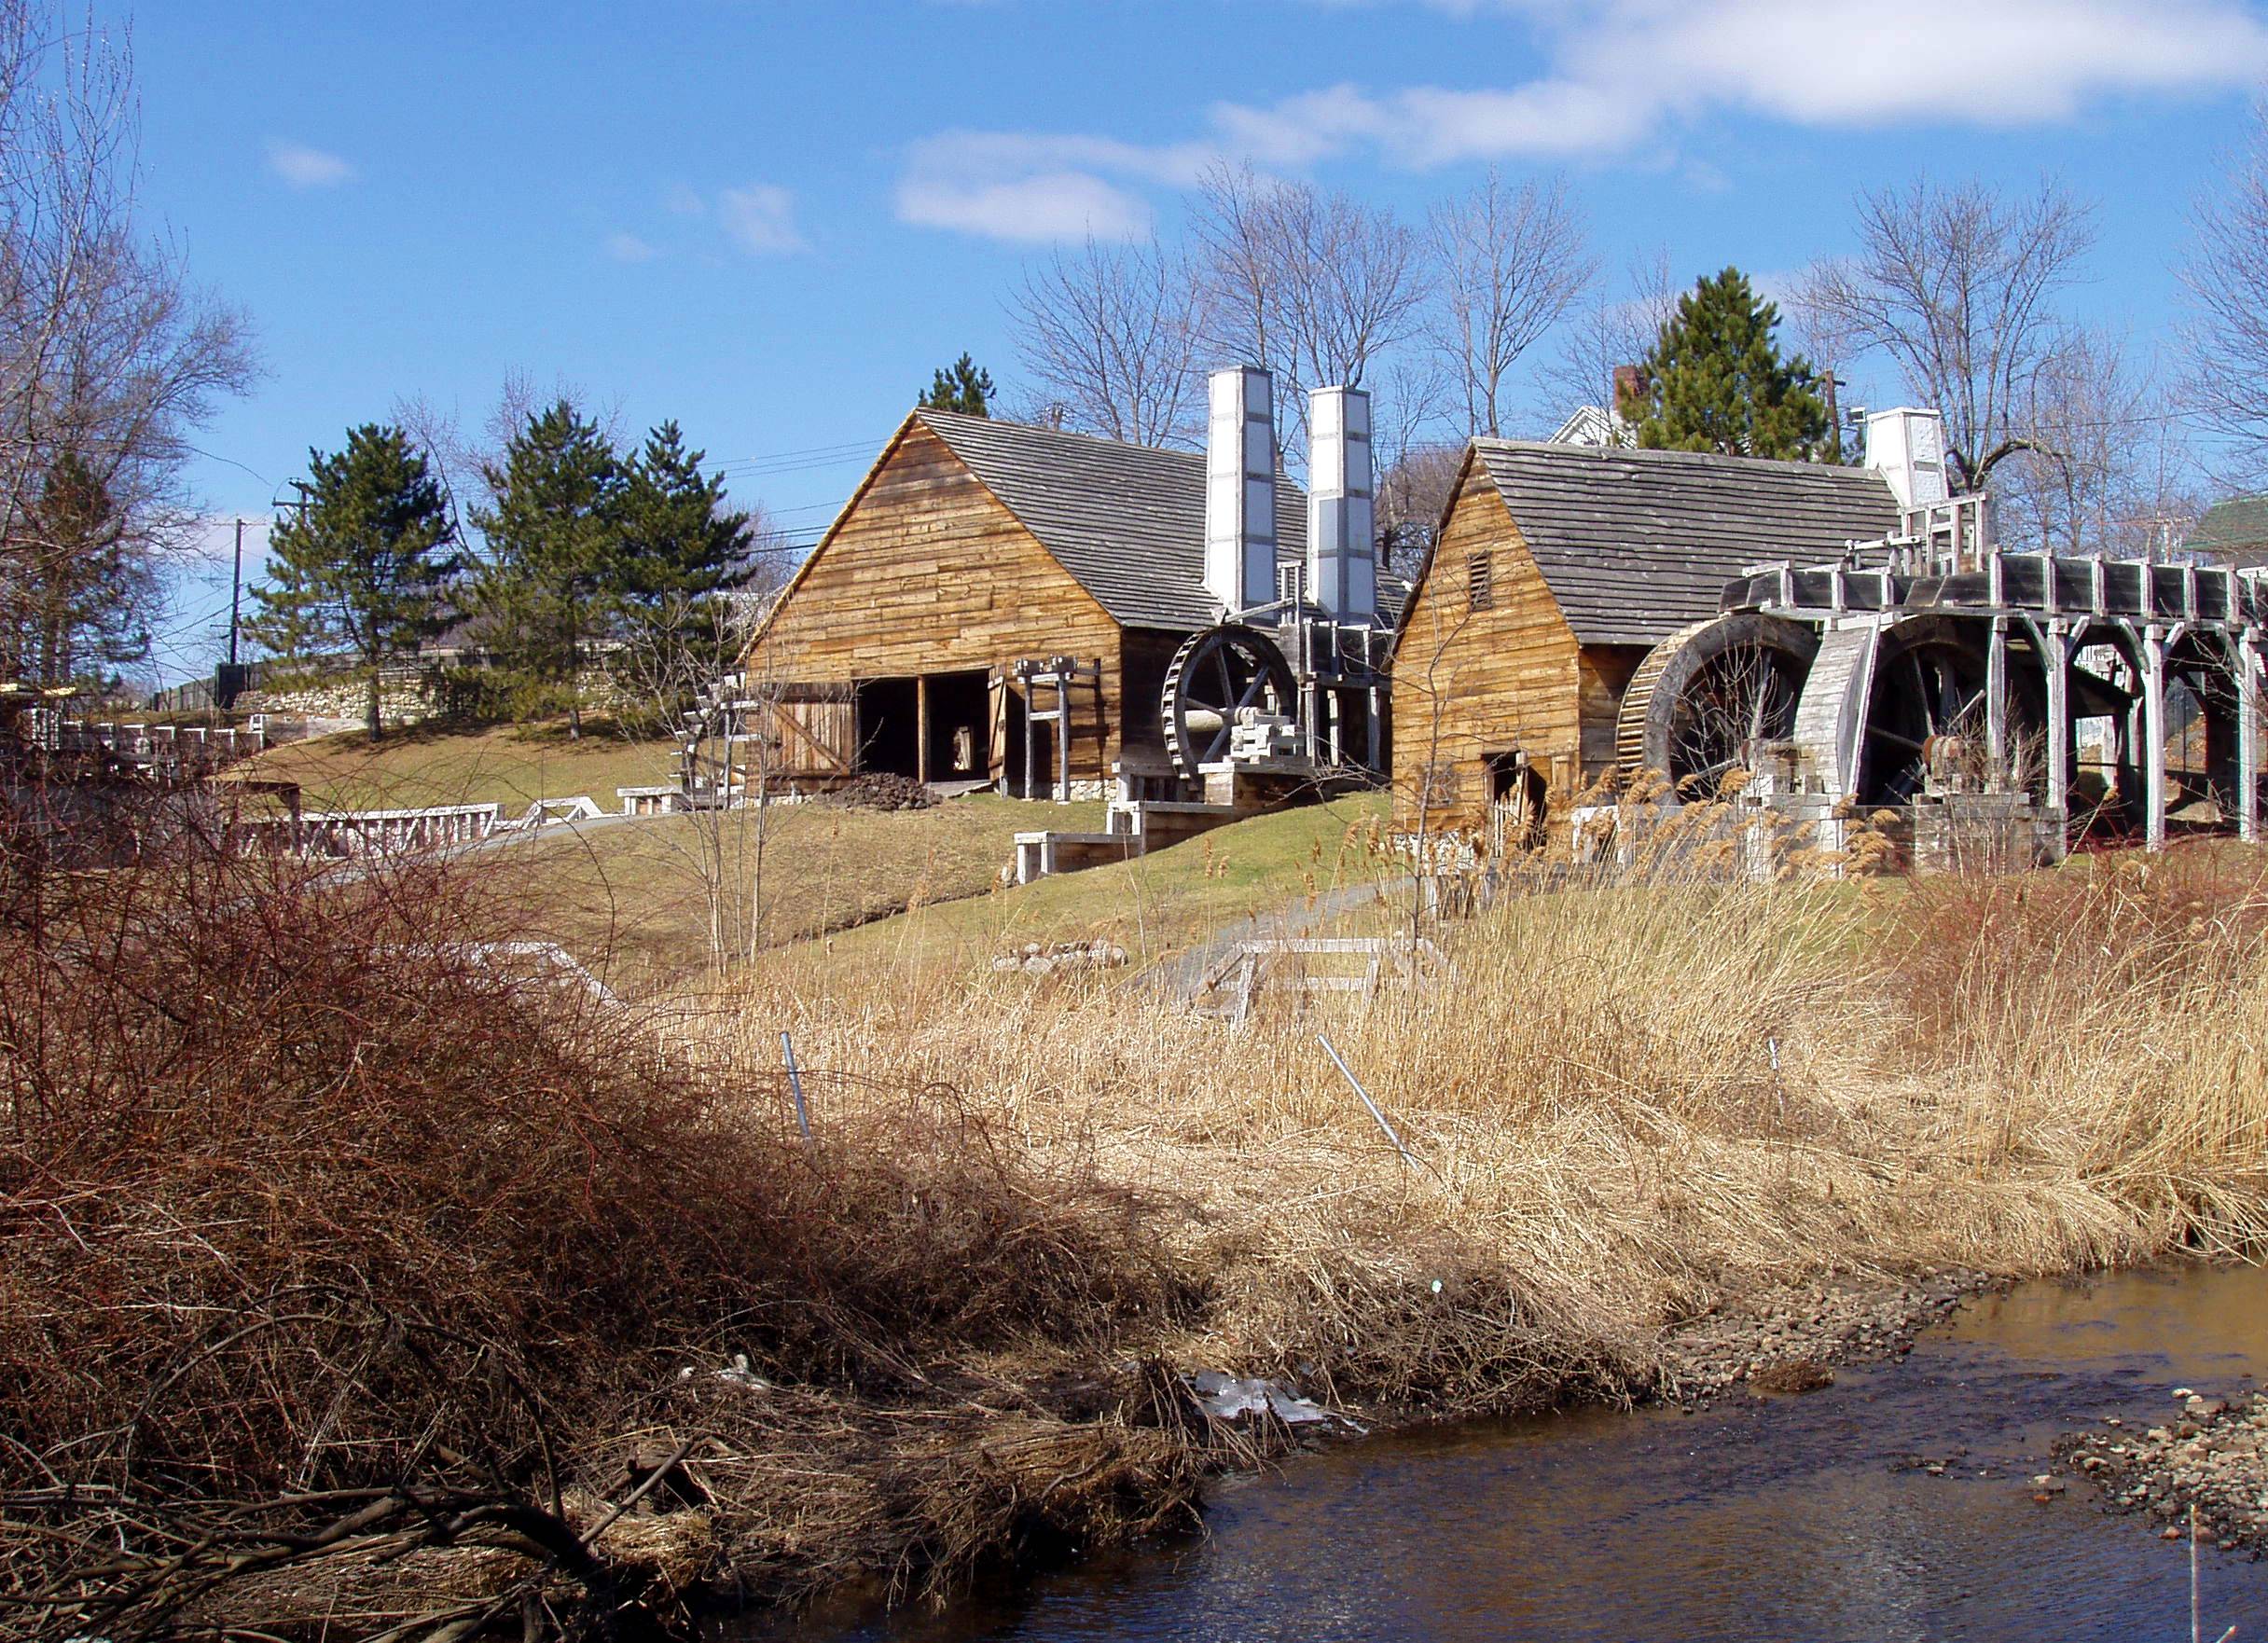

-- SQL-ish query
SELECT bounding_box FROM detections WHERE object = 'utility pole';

[228,518,244,667]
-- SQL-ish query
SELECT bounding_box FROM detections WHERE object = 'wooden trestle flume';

[1625,538,2268,853]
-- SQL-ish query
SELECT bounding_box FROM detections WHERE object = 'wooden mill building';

[1390,439,1901,837]
[741,409,1309,797]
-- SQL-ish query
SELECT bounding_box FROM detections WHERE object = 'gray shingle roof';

[1470,440,1903,646]
[2189,494,2268,562]
[919,409,1311,631]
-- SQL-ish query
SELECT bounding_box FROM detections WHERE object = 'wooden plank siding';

[1390,458,1583,835]
[743,421,1126,783]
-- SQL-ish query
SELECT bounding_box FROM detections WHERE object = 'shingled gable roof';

[917,408,1310,631]
[1465,439,1904,647]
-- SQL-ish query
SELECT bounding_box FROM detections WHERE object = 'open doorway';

[925,670,990,781]
[855,677,919,778]
[1486,751,1547,854]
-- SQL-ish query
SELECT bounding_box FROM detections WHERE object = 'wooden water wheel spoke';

[1162,623,1297,779]
[1617,614,1819,802]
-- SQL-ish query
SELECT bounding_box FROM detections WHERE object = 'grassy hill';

[508,793,1108,987]
[246,721,677,812]
[734,790,1401,997]
[238,720,1402,992]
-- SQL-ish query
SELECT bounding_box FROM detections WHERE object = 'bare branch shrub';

[0,794,1185,1635]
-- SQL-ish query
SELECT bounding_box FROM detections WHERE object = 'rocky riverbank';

[1658,1269,1996,1405]
[2060,1388,2268,1553]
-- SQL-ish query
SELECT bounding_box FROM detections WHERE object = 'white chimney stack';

[1864,407,1950,512]
[1306,385,1376,621]
[1206,366,1277,615]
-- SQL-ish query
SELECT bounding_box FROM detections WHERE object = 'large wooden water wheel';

[1617,614,1819,798]
[1161,623,1296,778]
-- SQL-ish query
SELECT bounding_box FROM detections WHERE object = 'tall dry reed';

[702,845,2268,1417]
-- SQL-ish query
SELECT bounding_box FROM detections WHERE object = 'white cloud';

[604,231,659,263]
[1556,0,2268,130]
[892,130,1210,242]
[717,184,808,255]
[265,139,353,188]
[893,0,2268,241]
[663,182,707,218]
[1236,0,2268,162]
[896,170,1154,242]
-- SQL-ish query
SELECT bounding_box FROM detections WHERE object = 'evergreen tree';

[919,352,994,417]
[470,402,628,737]
[615,421,754,709]
[10,452,152,688]
[248,425,455,738]
[1632,269,1833,462]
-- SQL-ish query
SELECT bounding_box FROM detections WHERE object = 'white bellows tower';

[1205,366,1277,615]
[1863,407,1950,512]
[1306,385,1376,621]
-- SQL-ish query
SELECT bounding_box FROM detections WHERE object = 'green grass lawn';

[245,721,678,813]
[239,721,1400,994]
[740,790,1401,994]
[505,794,1109,988]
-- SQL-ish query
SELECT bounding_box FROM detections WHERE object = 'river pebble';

[1659,1269,1993,1406]
[2059,1388,2268,1555]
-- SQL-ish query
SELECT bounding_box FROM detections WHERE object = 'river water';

[793,1264,2268,1643]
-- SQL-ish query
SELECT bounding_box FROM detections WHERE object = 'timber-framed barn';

[1390,436,1901,838]
[739,407,1313,799]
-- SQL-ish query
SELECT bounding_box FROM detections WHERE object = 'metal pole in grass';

[781,1030,813,1147]
[1318,1033,1420,1172]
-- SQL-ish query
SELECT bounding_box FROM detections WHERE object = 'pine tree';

[248,425,455,738]
[919,352,994,417]
[1632,269,1833,462]
[470,402,628,737]
[12,452,152,688]
[615,421,754,711]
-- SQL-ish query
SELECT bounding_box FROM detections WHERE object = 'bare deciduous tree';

[1007,237,1205,448]
[1996,330,2199,557]
[1376,440,1463,583]
[1543,248,1676,445]
[1796,177,2095,491]
[1426,169,1594,439]
[0,1,257,685]
[2181,105,2268,482]
[1188,163,1430,456]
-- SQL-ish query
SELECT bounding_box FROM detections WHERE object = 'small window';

[1466,551,1495,612]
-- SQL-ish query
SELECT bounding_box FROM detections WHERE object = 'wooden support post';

[2043,621,2071,825]
[1986,615,2009,788]
[1022,673,1035,802]
[1056,672,1072,804]
[2242,629,2261,844]
[2143,624,2168,853]
[915,674,930,787]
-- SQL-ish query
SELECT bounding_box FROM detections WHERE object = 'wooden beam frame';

[2142,623,2168,853]
[2243,629,2261,845]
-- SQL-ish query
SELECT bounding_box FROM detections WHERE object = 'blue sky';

[138,0,2268,681]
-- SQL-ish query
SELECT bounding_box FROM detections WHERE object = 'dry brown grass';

[13,763,2268,1635]
[0,817,1189,1639]
[693,842,2268,1422]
